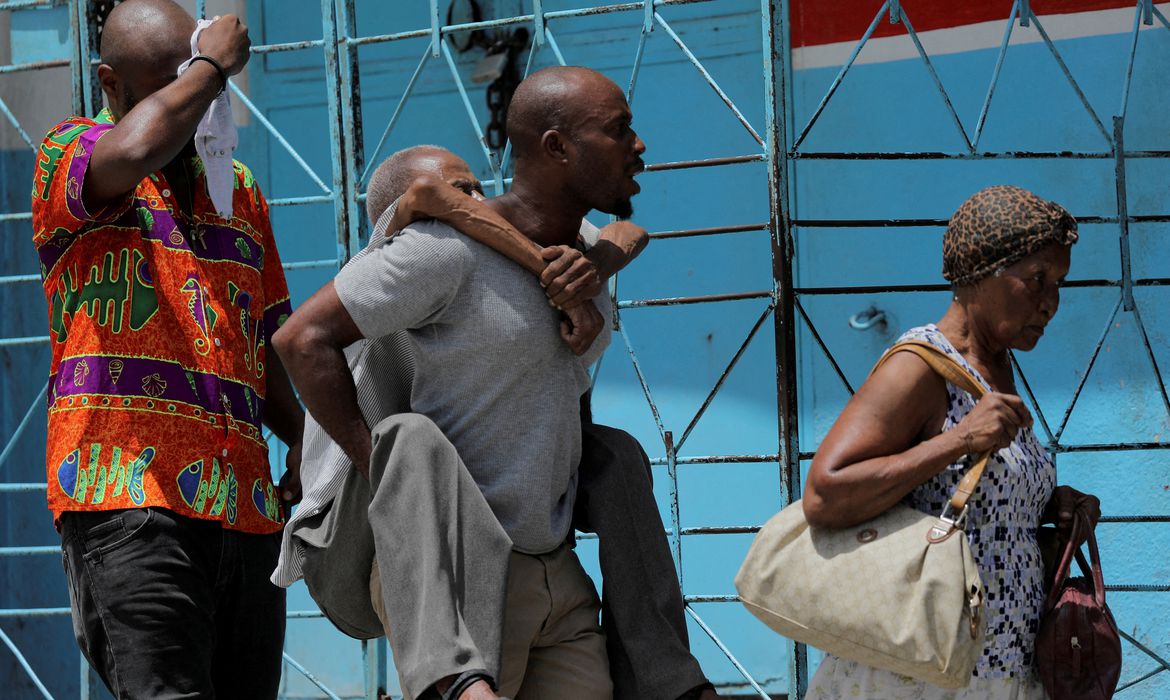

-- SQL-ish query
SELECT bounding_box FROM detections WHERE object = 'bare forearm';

[86,63,224,205]
[272,331,371,476]
[399,180,545,275]
[806,430,968,527]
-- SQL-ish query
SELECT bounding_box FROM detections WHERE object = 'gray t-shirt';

[334,219,611,554]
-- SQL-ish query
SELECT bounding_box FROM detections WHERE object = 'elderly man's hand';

[541,245,603,310]
[198,14,251,77]
[560,300,603,356]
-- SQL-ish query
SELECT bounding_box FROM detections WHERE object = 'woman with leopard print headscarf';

[801,185,1100,699]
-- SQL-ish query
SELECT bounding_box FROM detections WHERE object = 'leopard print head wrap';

[942,185,1078,286]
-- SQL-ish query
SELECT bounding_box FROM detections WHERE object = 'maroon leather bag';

[1035,512,1122,699]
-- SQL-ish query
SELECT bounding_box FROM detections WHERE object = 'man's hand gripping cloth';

[177,19,237,220]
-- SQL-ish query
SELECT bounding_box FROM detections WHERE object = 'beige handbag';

[735,341,990,689]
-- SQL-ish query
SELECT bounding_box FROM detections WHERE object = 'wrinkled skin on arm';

[385,176,648,356]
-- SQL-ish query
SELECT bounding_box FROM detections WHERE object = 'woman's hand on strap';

[951,392,1033,455]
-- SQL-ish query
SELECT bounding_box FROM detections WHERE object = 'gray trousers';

[303,414,706,700]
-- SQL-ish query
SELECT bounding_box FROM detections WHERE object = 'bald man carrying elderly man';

[32,1,304,698]
[273,68,720,699]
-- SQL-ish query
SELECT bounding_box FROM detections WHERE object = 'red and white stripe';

[791,0,1169,69]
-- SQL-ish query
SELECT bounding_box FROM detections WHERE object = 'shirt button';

[214,338,222,347]
[222,448,228,457]
[162,189,171,197]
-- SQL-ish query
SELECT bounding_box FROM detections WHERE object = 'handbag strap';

[872,340,992,519]
[1046,509,1107,611]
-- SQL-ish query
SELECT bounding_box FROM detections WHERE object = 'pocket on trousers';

[80,508,155,563]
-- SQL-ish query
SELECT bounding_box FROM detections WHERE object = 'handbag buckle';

[927,504,967,544]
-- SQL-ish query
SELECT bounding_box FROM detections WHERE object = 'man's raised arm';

[85,16,250,208]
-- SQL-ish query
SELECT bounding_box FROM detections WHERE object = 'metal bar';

[0,212,33,222]
[643,153,765,171]
[1118,627,1170,681]
[429,0,441,56]
[321,0,353,265]
[665,432,684,589]
[1127,301,1170,423]
[336,0,365,258]
[900,11,973,152]
[676,304,773,450]
[0,608,69,618]
[1117,667,1167,694]
[973,1,1018,149]
[626,3,653,104]
[268,195,335,207]
[363,638,388,700]
[618,324,668,443]
[763,0,806,694]
[792,0,887,151]
[1027,10,1112,146]
[1156,5,1170,31]
[228,81,332,194]
[617,290,770,308]
[650,223,768,240]
[648,453,780,465]
[0,273,43,284]
[0,335,50,348]
[684,607,771,698]
[1115,117,1134,311]
[281,259,341,271]
[1141,0,1154,25]
[344,1,717,48]
[544,23,568,66]
[1008,351,1055,444]
[0,58,71,74]
[0,94,37,151]
[281,652,344,700]
[533,0,546,45]
[0,626,54,700]
[250,39,327,54]
[793,215,1170,226]
[440,40,500,183]
[792,150,1170,160]
[794,296,855,395]
[0,0,54,9]
[1055,296,1123,441]
[1057,442,1170,453]
[359,46,432,185]
[654,13,764,147]
[78,0,99,117]
[1118,3,1143,120]
[0,483,47,492]
[0,546,59,556]
[0,380,49,474]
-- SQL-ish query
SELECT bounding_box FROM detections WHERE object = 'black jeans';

[59,507,285,700]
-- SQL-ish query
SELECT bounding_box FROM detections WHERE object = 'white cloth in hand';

[177,18,237,220]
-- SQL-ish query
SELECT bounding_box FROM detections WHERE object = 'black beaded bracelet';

[189,54,227,92]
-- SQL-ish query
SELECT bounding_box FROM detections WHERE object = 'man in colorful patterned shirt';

[30,1,304,697]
